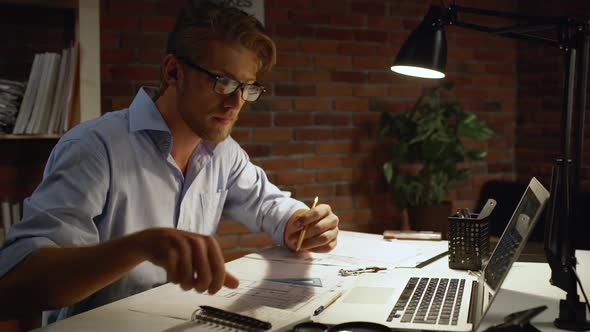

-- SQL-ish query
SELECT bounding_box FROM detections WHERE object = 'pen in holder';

[448,198,496,270]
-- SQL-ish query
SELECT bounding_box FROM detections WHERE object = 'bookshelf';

[0,1,100,330]
[0,0,101,139]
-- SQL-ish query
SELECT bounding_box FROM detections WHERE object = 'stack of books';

[0,79,26,134]
[12,43,78,135]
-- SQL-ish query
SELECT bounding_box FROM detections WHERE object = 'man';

[0,1,339,324]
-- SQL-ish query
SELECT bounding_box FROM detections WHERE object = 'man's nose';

[224,88,244,108]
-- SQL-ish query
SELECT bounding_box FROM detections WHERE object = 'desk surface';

[33,231,590,331]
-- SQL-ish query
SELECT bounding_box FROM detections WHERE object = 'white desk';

[33,231,589,331]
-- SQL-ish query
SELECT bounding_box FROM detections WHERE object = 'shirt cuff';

[269,199,308,247]
[0,237,58,278]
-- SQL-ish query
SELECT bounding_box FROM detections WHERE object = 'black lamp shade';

[392,5,447,79]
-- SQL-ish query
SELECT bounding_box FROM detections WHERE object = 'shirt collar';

[127,86,221,155]
[128,87,170,134]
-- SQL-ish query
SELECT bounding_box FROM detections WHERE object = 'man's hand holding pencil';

[284,196,339,253]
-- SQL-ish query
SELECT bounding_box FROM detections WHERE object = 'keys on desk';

[338,266,387,276]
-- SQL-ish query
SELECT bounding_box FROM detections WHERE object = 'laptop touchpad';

[343,287,394,304]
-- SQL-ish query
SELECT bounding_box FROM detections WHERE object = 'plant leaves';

[383,161,394,183]
[466,149,487,160]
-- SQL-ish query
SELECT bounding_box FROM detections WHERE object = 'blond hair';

[161,1,276,92]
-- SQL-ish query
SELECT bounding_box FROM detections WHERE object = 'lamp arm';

[446,4,572,47]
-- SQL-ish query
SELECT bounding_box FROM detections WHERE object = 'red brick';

[111,97,133,110]
[326,196,355,209]
[354,30,389,43]
[367,16,403,30]
[271,143,314,155]
[154,0,185,15]
[102,17,138,32]
[102,49,135,64]
[316,28,355,41]
[261,157,302,171]
[253,128,293,142]
[250,98,292,111]
[314,141,354,154]
[342,155,367,168]
[316,83,353,97]
[275,24,315,39]
[136,50,164,64]
[276,54,313,68]
[350,1,387,15]
[333,99,369,111]
[295,128,333,140]
[334,127,366,139]
[100,31,119,50]
[236,113,272,127]
[352,85,388,97]
[121,32,167,49]
[275,84,315,97]
[274,171,316,185]
[318,169,354,182]
[338,43,376,56]
[353,113,380,127]
[274,113,314,126]
[289,11,331,25]
[330,15,365,27]
[294,99,331,111]
[331,71,367,83]
[303,156,344,168]
[265,8,289,25]
[140,17,176,32]
[368,72,396,83]
[230,129,251,142]
[241,144,271,158]
[275,39,300,52]
[314,55,352,69]
[293,71,331,82]
[101,82,135,97]
[291,184,335,198]
[106,1,157,15]
[314,114,351,126]
[110,66,160,81]
[268,0,312,9]
[352,56,391,70]
[259,69,290,82]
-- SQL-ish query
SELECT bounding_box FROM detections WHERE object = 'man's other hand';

[136,228,240,293]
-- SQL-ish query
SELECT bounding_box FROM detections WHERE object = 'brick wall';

[100,0,520,261]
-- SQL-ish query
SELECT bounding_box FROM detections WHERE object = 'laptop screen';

[474,177,549,329]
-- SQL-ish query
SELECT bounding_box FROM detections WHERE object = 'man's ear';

[161,54,183,88]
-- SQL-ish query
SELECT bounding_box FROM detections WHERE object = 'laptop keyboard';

[387,277,466,325]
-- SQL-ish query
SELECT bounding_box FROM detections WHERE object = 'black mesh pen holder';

[448,199,496,270]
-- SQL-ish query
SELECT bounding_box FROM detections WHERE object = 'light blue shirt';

[0,87,307,323]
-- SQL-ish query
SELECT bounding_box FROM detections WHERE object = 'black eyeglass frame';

[177,56,266,102]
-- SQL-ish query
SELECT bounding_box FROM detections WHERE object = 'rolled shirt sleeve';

[0,134,109,278]
[223,141,308,246]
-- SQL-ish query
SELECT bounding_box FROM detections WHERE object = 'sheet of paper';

[246,233,448,269]
[225,256,354,313]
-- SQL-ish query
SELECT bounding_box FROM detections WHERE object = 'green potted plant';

[379,82,494,237]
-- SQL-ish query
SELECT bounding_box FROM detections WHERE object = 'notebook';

[316,177,550,332]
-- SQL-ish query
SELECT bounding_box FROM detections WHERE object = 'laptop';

[316,177,550,331]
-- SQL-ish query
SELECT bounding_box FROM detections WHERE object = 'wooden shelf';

[0,0,77,9]
[0,134,61,140]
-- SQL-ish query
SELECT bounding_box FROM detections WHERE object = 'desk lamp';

[391,3,590,330]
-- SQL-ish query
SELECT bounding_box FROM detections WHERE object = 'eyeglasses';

[178,57,266,102]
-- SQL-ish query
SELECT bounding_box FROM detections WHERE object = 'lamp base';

[554,299,590,331]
